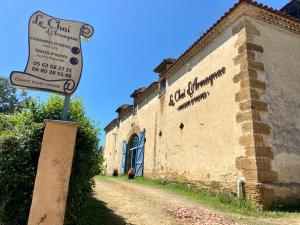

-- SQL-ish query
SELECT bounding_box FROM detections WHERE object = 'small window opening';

[160,79,166,95]
[180,123,184,129]
[133,101,138,115]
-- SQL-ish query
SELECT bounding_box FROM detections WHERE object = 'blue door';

[120,141,127,174]
[135,129,145,176]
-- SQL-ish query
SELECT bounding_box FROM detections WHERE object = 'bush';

[0,96,101,225]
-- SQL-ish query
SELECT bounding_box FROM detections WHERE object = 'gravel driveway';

[94,178,300,225]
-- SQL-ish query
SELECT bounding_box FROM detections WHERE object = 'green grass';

[96,175,300,218]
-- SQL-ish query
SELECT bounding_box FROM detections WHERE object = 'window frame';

[160,79,167,96]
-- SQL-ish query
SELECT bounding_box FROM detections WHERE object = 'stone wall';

[105,18,245,192]
[232,16,278,209]
[257,17,300,206]
[229,15,300,208]
[103,124,118,173]
[104,2,300,209]
[154,20,242,188]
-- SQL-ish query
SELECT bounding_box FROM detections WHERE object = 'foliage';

[0,76,28,114]
[98,146,105,175]
[0,111,43,225]
[112,168,119,177]
[0,96,101,225]
[127,168,135,175]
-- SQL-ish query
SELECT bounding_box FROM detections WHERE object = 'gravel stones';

[167,207,242,225]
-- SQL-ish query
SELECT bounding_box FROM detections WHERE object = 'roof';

[134,82,159,103]
[115,104,131,113]
[130,87,146,98]
[160,0,300,80]
[104,118,118,132]
[281,0,300,19]
[153,58,176,74]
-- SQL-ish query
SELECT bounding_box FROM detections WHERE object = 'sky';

[0,0,287,144]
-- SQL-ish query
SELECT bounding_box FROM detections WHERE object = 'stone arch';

[126,123,141,142]
[124,124,141,173]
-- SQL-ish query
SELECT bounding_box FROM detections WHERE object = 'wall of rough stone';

[231,15,280,208]
[104,88,160,176]
[104,18,246,192]
[134,89,160,176]
[255,18,300,204]
[257,20,300,184]
[231,15,300,207]
[154,20,242,189]
[103,124,118,174]
[103,2,300,209]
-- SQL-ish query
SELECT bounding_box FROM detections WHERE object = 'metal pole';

[61,95,71,121]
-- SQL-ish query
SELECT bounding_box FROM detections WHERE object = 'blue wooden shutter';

[120,141,127,174]
[135,129,145,176]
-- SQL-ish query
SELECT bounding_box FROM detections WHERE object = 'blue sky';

[0,0,286,144]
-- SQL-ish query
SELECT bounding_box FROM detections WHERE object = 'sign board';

[168,67,226,111]
[10,11,93,95]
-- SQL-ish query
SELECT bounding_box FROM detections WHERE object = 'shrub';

[127,168,135,179]
[0,96,101,225]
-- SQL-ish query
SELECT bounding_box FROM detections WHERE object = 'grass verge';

[96,175,300,218]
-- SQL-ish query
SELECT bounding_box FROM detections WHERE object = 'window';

[160,79,166,95]
[133,101,137,115]
[125,134,139,172]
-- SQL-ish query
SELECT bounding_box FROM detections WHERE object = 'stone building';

[103,0,300,209]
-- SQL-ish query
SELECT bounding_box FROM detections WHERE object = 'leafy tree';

[0,96,101,225]
[98,146,105,174]
[0,76,28,114]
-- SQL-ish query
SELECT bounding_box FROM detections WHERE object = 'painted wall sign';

[10,11,94,95]
[169,67,226,111]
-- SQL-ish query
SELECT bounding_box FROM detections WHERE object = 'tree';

[0,76,28,114]
[0,96,101,225]
[98,146,105,174]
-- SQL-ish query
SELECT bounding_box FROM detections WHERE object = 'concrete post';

[27,120,77,225]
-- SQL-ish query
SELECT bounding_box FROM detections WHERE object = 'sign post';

[9,11,94,225]
[61,95,71,120]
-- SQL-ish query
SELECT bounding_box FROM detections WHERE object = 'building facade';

[103,0,300,209]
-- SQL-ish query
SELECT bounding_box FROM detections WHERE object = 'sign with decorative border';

[10,11,94,95]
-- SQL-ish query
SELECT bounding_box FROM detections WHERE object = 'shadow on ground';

[271,202,300,213]
[82,197,133,225]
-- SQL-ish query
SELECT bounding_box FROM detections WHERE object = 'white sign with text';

[10,11,93,94]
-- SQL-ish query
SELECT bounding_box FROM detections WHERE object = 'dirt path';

[94,178,300,225]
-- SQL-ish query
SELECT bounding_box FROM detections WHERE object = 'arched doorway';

[120,129,145,176]
[125,134,139,173]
